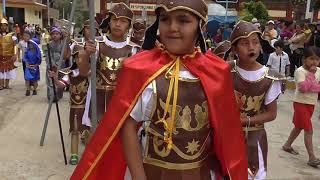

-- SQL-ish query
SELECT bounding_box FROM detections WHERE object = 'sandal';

[282,146,299,155]
[69,154,78,165]
[308,159,320,168]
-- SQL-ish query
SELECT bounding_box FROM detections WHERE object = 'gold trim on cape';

[83,61,176,179]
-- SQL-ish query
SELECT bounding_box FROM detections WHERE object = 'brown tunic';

[143,73,215,180]
[95,41,132,121]
[232,66,282,177]
[59,68,89,133]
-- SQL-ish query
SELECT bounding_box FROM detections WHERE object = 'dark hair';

[304,46,320,59]
[284,20,293,28]
[273,40,284,49]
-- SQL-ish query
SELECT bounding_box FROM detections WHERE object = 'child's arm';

[121,117,147,180]
[48,71,67,89]
[241,100,277,126]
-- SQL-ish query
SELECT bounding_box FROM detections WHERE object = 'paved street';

[0,63,320,179]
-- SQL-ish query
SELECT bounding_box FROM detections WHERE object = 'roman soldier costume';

[129,19,146,53]
[71,0,247,180]
[83,3,135,125]
[58,62,90,165]
[229,21,285,179]
[0,18,17,89]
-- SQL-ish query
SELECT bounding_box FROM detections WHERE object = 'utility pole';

[306,0,312,21]
[3,0,6,18]
[47,0,50,26]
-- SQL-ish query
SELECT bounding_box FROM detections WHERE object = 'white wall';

[25,8,43,28]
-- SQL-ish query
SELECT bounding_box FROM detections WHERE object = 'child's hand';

[310,66,317,74]
[84,40,96,56]
[48,71,57,80]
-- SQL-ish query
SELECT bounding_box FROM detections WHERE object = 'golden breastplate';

[0,33,14,56]
[144,74,211,170]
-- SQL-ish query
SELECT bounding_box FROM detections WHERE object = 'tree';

[52,0,88,29]
[239,1,269,26]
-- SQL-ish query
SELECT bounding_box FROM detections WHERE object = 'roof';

[0,0,47,9]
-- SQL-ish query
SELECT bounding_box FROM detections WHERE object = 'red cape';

[71,48,247,180]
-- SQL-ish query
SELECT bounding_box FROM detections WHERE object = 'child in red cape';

[71,0,247,179]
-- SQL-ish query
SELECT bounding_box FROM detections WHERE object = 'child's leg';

[284,127,302,148]
[0,79,4,89]
[33,81,38,90]
[25,80,31,90]
[304,130,317,161]
[25,81,31,96]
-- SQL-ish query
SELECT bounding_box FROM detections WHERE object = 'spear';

[88,0,98,131]
[40,0,78,165]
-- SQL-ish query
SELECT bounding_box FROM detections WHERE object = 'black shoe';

[32,90,37,95]
[25,90,30,96]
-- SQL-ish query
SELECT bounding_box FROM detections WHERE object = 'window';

[39,11,42,19]
[35,10,38,16]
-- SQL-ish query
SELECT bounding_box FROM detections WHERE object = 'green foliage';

[52,0,88,29]
[242,1,269,25]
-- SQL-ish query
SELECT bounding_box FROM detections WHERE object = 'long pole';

[47,0,50,26]
[2,0,6,18]
[46,43,67,165]
[225,0,229,23]
[88,0,97,132]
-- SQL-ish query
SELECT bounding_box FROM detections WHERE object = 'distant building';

[0,0,59,28]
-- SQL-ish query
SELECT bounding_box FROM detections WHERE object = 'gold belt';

[96,85,116,90]
[70,105,85,109]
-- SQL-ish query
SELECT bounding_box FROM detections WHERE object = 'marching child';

[230,21,284,179]
[71,1,247,179]
[282,46,320,168]
[23,38,42,96]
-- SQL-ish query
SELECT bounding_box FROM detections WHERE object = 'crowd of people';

[1,0,320,179]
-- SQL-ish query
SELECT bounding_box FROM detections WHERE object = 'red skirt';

[293,102,315,131]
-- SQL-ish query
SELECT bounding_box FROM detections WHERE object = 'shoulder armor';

[265,68,287,81]
[58,67,72,75]
[73,38,84,45]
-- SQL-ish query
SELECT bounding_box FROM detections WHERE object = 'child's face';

[304,55,320,71]
[109,15,130,39]
[233,33,261,63]
[51,32,62,42]
[84,27,91,39]
[159,9,199,55]
[275,46,283,55]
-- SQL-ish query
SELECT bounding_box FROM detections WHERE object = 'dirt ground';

[0,64,320,179]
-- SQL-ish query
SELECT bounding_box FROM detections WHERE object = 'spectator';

[288,22,312,77]
[267,40,290,92]
[214,28,222,43]
[263,20,278,43]
[280,20,294,40]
